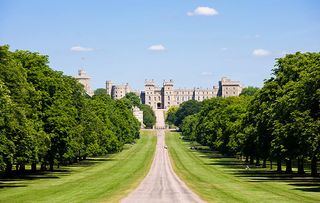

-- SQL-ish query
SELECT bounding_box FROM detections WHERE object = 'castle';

[106,77,242,110]
[75,69,93,96]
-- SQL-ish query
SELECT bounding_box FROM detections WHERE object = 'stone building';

[142,77,241,109]
[105,77,242,109]
[219,77,242,97]
[106,80,131,100]
[75,69,93,96]
[132,106,144,128]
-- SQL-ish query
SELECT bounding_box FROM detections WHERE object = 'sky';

[1,0,319,91]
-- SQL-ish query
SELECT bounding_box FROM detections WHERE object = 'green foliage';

[140,104,156,128]
[0,45,140,174]
[165,106,178,126]
[123,92,141,107]
[240,86,259,96]
[177,52,320,175]
[94,88,106,96]
[173,100,202,128]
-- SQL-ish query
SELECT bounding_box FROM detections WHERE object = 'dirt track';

[121,110,204,203]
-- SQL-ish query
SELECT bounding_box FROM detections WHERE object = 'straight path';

[121,110,204,203]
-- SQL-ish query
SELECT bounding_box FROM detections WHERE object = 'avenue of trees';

[167,52,320,176]
[0,45,140,175]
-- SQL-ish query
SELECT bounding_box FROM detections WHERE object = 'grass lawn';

[166,131,320,203]
[0,130,156,203]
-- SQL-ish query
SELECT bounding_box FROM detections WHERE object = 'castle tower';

[106,80,112,96]
[163,79,174,109]
[144,79,156,108]
[75,69,93,96]
[219,77,242,97]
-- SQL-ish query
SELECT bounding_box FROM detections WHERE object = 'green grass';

[166,131,320,203]
[0,130,156,203]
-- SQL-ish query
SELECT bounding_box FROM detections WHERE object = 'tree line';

[94,90,156,129]
[167,52,319,176]
[0,45,140,175]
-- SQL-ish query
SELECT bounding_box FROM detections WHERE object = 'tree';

[240,86,259,96]
[166,106,178,127]
[140,104,156,128]
[174,100,202,128]
[94,88,106,96]
[123,92,141,107]
[0,45,142,174]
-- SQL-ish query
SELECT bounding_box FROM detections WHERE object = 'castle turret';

[75,69,93,96]
[163,79,174,109]
[106,80,112,96]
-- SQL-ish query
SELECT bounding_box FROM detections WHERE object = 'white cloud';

[252,49,271,57]
[187,6,218,16]
[70,46,94,52]
[148,44,166,51]
[201,71,213,76]
[221,47,228,51]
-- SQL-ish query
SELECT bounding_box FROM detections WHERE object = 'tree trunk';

[41,163,47,171]
[245,156,249,163]
[250,156,254,164]
[277,159,282,172]
[19,163,25,174]
[270,160,273,170]
[297,158,305,174]
[31,163,37,172]
[262,158,267,168]
[5,162,12,175]
[49,161,54,171]
[285,159,292,174]
[311,156,317,176]
[255,157,260,166]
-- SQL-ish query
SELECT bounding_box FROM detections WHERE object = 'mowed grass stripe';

[0,130,156,203]
[166,131,320,203]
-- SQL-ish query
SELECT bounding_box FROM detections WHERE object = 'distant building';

[106,80,131,99]
[105,77,242,110]
[142,77,242,109]
[75,69,93,96]
[219,77,242,97]
[133,106,144,128]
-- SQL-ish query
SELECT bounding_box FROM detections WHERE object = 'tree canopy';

[176,52,320,176]
[0,45,140,175]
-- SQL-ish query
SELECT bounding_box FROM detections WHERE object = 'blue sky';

[1,0,319,90]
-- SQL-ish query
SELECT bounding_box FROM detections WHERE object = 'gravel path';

[121,110,204,203]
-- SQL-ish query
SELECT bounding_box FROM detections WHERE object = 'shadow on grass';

[0,157,116,189]
[191,144,320,193]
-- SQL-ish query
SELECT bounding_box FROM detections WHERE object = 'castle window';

[168,96,170,100]
[233,92,236,94]
[226,92,228,94]
[154,96,156,100]
[149,96,151,100]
